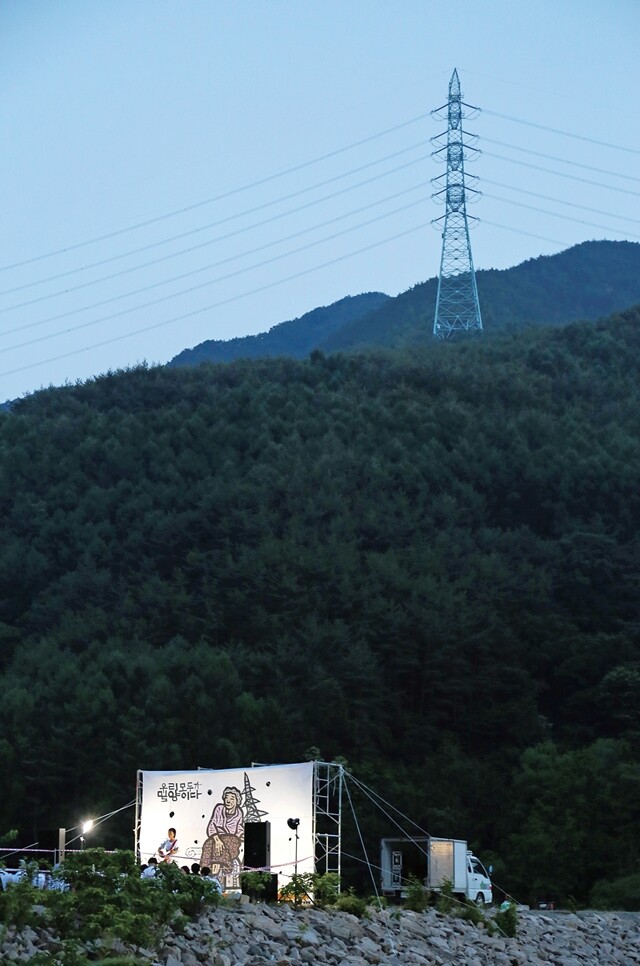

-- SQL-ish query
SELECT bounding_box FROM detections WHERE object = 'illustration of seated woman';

[200,786,244,886]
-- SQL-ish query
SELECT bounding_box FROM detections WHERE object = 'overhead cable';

[0,222,426,378]
[480,220,567,246]
[0,112,430,274]
[342,775,395,941]
[1,197,428,354]
[484,193,640,240]
[481,137,640,183]
[482,178,640,225]
[482,151,640,198]
[0,152,430,311]
[482,109,640,155]
[0,179,430,340]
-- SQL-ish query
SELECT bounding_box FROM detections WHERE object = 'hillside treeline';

[1,306,639,905]
[166,242,640,367]
[320,240,640,353]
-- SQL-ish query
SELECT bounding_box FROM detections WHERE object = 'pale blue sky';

[1,0,638,400]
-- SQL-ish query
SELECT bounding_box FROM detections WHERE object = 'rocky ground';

[3,901,640,965]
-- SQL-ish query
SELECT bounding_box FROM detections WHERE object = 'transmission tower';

[431,68,482,338]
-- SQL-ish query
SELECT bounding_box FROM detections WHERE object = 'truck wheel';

[475,893,486,906]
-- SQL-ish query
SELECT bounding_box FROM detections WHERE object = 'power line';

[0,111,430,275]
[482,151,640,198]
[480,220,568,246]
[1,197,428,355]
[0,142,428,300]
[0,153,430,313]
[483,178,640,225]
[481,137,640,184]
[0,179,430,340]
[482,108,640,155]
[0,222,426,379]
[6,126,628,315]
[484,192,640,240]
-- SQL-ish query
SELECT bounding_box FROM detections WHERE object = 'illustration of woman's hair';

[222,785,243,804]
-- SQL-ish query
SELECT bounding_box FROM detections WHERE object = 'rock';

[300,948,324,963]
[2,902,640,965]
[297,927,322,946]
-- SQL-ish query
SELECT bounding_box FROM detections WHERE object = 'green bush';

[366,893,388,910]
[154,862,222,918]
[277,871,342,909]
[334,889,368,918]
[404,875,428,912]
[0,849,220,952]
[0,862,43,930]
[278,872,314,906]
[240,870,273,901]
[312,873,341,908]
[455,899,486,926]
[590,873,640,911]
[434,878,456,915]
[494,902,518,938]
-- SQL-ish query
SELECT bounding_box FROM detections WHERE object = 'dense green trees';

[1,307,639,904]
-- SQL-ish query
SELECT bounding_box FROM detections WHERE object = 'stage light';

[287,818,300,906]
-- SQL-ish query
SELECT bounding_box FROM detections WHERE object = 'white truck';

[380,836,493,906]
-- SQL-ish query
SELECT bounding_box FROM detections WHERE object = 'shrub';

[312,873,341,908]
[434,878,456,915]
[366,893,388,910]
[278,872,314,906]
[277,872,342,908]
[0,862,43,931]
[494,902,518,938]
[2,849,220,951]
[455,899,486,926]
[334,889,368,918]
[154,862,222,918]
[404,875,428,912]
[240,870,273,901]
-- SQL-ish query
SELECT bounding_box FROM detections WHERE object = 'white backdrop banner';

[138,762,314,887]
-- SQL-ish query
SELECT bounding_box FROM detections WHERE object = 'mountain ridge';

[169,240,640,366]
[169,291,389,367]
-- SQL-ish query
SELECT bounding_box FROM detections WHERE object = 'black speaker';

[243,821,271,869]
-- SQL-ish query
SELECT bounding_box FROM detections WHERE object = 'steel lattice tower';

[431,69,482,339]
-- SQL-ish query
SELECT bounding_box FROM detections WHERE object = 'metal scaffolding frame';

[312,761,343,879]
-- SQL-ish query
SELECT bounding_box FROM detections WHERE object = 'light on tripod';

[287,818,301,905]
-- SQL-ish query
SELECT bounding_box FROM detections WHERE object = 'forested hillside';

[321,240,640,352]
[168,241,640,366]
[1,305,639,905]
[169,292,389,367]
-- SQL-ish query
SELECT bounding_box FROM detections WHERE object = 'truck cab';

[466,851,492,906]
